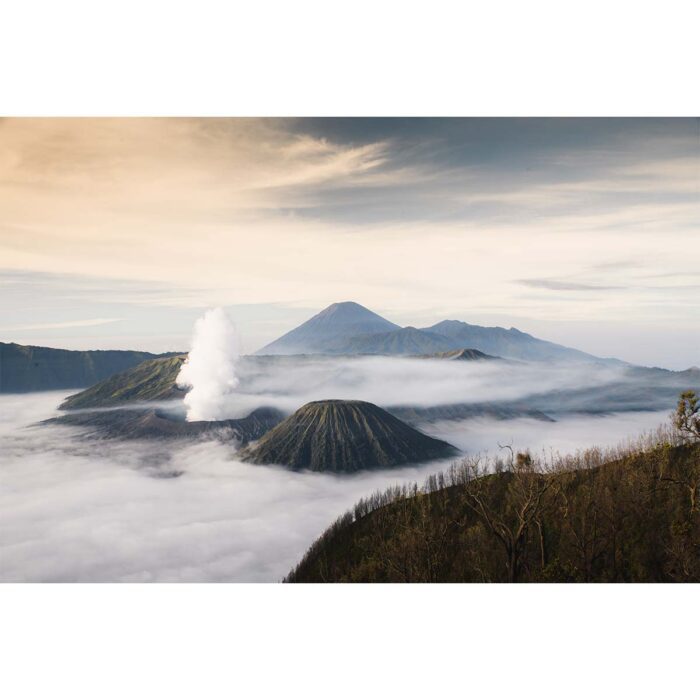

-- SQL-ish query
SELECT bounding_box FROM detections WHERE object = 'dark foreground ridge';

[286,436,700,582]
[46,406,285,445]
[239,399,458,472]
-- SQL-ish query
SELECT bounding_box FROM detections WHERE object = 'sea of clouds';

[180,353,632,419]
[0,388,670,582]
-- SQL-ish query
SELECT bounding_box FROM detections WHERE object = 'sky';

[0,117,698,368]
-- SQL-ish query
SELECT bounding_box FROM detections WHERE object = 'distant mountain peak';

[319,301,370,313]
[256,301,399,355]
[256,302,618,364]
[312,301,392,323]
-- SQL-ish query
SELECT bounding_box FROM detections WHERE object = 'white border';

[1,584,699,699]
[1,0,698,116]
[1,1,699,696]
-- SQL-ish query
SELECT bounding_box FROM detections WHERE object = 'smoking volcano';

[177,308,239,421]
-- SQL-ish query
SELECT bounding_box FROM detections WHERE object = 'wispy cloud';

[0,317,123,331]
[517,279,625,292]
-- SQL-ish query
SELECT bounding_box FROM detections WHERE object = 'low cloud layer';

[193,354,629,419]
[0,391,671,582]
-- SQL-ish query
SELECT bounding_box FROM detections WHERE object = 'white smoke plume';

[177,308,239,421]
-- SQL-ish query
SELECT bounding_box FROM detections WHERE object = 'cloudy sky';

[0,118,697,367]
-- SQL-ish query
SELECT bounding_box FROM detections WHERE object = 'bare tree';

[458,448,552,582]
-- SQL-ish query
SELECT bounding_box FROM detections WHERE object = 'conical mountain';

[256,302,399,355]
[422,348,500,361]
[239,399,457,472]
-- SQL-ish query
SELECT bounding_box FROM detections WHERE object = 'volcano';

[60,355,187,409]
[255,302,399,355]
[239,399,457,472]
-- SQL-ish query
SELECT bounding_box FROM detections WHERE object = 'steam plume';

[177,308,239,421]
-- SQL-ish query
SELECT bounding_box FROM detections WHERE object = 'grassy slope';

[286,442,700,582]
[60,355,186,409]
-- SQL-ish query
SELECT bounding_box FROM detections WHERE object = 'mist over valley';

[2,301,695,581]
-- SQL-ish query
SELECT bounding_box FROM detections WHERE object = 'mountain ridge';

[0,342,175,393]
[255,301,624,364]
[422,319,612,364]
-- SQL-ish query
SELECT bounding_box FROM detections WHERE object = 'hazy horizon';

[1,118,698,368]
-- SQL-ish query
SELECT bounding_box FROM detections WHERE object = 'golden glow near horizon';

[0,118,698,365]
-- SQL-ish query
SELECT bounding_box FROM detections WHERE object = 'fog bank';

[0,392,670,582]
[196,355,631,418]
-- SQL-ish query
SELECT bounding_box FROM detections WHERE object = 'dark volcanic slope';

[420,348,500,361]
[60,355,187,409]
[334,327,451,356]
[388,402,554,424]
[46,406,285,444]
[0,342,167,393]
[240,399,458,472]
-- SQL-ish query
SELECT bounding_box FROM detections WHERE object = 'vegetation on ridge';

[285,392,700,582]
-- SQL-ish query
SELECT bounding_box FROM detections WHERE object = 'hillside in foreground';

[286,434,700,582]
